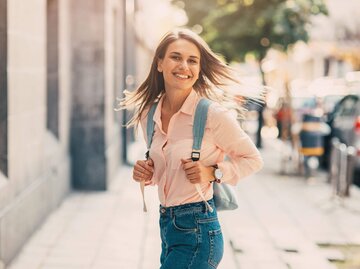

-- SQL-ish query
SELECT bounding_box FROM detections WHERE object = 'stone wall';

[0,0,71,264]
[0,0,128,265]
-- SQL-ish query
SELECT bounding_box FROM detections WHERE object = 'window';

[47,0,59,138]
[0,0,8,177]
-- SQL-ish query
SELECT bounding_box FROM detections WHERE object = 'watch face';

[214,168,223,180]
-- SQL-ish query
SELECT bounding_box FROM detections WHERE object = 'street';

[7,138,360,269]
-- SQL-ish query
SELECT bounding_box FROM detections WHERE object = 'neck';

[163,88,192,114]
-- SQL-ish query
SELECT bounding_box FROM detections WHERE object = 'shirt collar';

[179,89,199,116]
[153,89,199,126]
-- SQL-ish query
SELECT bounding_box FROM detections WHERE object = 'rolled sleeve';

[209,104,263,185]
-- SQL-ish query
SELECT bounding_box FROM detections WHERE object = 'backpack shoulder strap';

[191,98,211,161]
[141,102,158,212]
[191,98,214,212]
[145,102,158,159]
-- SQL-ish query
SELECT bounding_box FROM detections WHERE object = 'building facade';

[0,0,134,265]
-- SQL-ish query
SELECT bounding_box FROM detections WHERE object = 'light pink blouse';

[140,89,263,207]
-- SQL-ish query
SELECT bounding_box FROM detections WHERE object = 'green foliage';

[172,0,328,61]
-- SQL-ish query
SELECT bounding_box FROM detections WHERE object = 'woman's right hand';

[133,159,154,185]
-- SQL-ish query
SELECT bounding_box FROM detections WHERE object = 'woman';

[120,28,263,269]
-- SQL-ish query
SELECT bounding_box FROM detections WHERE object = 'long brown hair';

[118,28,260,128]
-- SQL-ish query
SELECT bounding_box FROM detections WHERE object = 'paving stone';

[286,259,338,269]
[318,247,346,262]
[236,258,289,269]
[7,256,42,269]
[41,255,92,267]
[256,261,290,269]
[41,265,87,269]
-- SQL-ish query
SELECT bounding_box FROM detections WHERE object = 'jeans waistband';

[159,199,215,217]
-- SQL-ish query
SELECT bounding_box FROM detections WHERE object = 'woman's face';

[157,39,201,93]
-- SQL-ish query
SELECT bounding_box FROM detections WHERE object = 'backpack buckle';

[191,151,200,161]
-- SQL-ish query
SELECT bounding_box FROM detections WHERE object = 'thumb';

[181,158,192,164]
[146,158,154,167]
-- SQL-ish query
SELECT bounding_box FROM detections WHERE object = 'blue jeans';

[159,199,224,269]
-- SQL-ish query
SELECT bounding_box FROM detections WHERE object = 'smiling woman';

[117,28,263,269]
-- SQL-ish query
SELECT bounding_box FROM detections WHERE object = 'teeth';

[175,74,189,79]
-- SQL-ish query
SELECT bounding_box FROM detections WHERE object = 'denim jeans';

[159,199,224,269]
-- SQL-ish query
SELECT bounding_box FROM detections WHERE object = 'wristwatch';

[212,164,223,183]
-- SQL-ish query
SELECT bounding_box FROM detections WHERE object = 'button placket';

[161,137,168,205]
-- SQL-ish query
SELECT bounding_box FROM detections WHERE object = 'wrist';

[208,166,216,182]
[210,164,223,183]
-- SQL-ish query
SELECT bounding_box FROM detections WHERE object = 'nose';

[179,60,189,70]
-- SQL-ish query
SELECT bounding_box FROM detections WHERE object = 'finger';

[134,168,152,178]
[133,173,151,182]
[144,180,152,186]
[181,158,192,164]
[136,160,145,167]
[145,164,154,173]
[138,160,152,170]
[133,171,143,179]
[186,174,199,181]
[134,170,143,176]
[134,170,151,179]
[146,159,154,167]
[189,178,201,184]
[183,165,200,175]
[185,167,199,176]
[141,168,153,176]
[143,162,155,172]
[182,161,197,170]
[135,165,153,176]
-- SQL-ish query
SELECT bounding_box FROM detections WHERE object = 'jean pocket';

[197,216,218,224]
[208,229,224,268]
[172,214,198,233]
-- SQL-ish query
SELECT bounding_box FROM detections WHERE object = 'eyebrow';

[169,52,199,60]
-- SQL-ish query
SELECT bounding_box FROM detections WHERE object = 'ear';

[157,59,163,72]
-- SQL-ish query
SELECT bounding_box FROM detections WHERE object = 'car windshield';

[292,97,316,110]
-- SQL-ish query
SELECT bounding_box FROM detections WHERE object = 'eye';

[188,59,198,64]
[171,55,181,61]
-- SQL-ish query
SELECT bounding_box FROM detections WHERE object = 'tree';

[173,0,328,147]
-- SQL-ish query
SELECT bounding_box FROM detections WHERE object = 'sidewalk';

[7,138,360,269]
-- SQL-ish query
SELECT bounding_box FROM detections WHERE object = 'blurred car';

[291,96,317,123]
[322,95,345,115]
[323,94,360,186]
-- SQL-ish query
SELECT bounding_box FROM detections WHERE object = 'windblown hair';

[117,28,263,128]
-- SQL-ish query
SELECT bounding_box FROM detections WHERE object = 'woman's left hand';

[181,158,215,184]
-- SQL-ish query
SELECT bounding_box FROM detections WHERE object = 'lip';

[173,72,192,80]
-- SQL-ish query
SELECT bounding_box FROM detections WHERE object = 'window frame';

[0,0,8,178]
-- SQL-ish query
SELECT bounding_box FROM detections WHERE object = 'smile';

[173,73,192,79]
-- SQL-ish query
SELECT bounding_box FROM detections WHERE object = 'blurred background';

[1,0,360,268]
